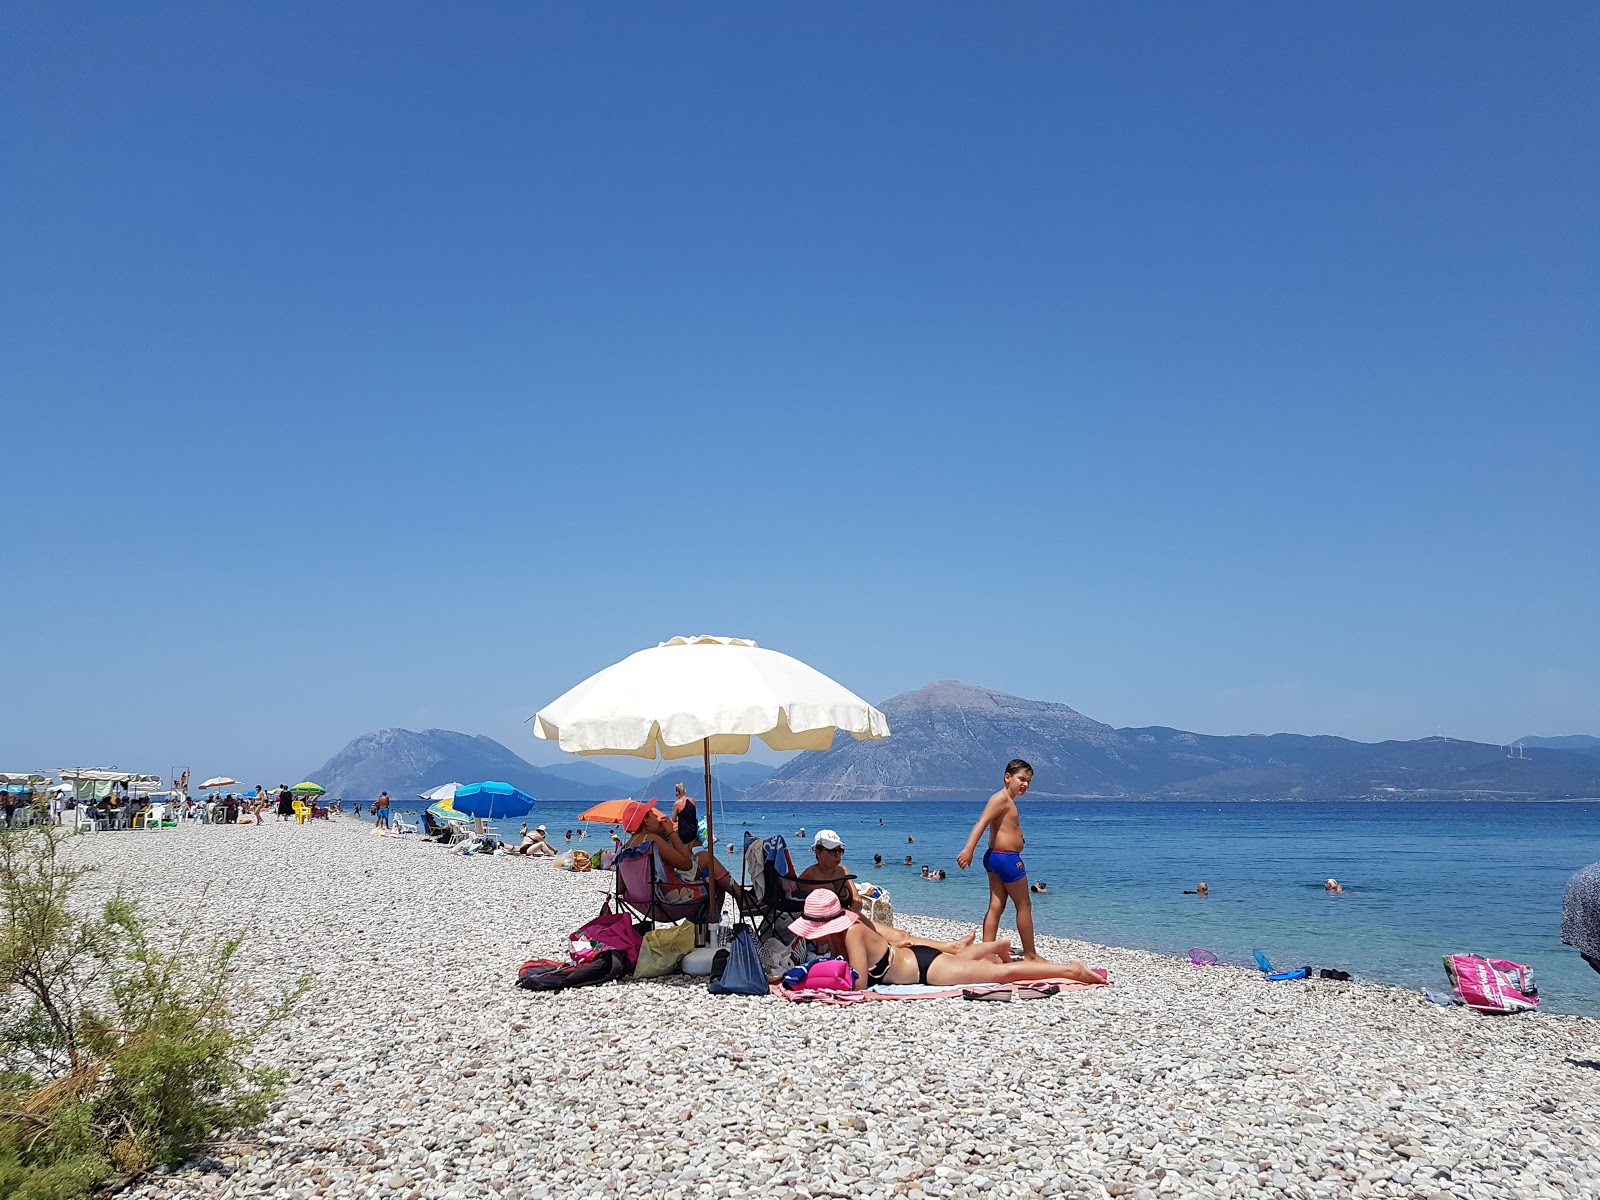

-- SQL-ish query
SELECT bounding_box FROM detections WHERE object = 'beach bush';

[0,824,306,1199]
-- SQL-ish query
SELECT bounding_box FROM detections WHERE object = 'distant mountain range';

[309,729,615,803]
[1516,735,1600,757]
[743,681,1600,803]
[306,728,768,802]
[307,695,1599,805]
[536,759,775,790]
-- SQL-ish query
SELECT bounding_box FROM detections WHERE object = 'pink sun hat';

[788,890,860,940]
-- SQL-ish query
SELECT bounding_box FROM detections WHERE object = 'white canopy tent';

[59,769,166,802]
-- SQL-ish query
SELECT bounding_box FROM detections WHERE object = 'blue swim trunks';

[983,849,1027,884]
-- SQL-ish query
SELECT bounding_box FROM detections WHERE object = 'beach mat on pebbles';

[773,979,1102,1005]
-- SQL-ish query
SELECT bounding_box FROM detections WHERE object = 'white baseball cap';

[812,829,844,850]
[536,824,546,832]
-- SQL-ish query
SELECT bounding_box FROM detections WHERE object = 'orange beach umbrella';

[576,797,646,825]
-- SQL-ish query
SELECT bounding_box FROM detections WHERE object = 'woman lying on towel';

[788,891,1105,989]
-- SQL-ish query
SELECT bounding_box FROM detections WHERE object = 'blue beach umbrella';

[450,781,536,820]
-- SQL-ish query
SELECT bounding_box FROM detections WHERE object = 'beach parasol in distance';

[576,798,644,825]
[426,797,472,825]
[532,635,890,907]
[200,776,239,790]
[450,781,536,821]
[418,782,462,803]
[289,781,326,796]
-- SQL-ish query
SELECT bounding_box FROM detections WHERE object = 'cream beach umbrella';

[532,635,890,901]
[200,777,240,791]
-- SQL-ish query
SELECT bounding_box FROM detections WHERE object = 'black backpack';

[515,949,631,992]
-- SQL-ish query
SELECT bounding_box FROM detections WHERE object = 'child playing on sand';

[956,759,1041,960]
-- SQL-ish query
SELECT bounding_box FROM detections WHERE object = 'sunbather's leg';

[898,930,986,956]
[950,937,1013,963]
[925,955,1105,988]
[693,852,757,910]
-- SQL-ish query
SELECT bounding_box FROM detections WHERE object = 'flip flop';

[1014,983,1060,1000]
[962,986,1013,1002]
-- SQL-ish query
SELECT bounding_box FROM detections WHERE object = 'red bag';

[571,901,643,967]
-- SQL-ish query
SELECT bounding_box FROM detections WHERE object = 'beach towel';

[772,979,1102,1005]
[1442,954,1540,1014]
[1561,862,1600,972]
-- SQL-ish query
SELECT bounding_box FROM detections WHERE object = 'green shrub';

[0,824,307,1199]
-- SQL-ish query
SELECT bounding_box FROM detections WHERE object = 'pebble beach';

[76,818,1600,1200]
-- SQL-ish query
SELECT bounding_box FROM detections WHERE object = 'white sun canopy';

[532,635,890,760]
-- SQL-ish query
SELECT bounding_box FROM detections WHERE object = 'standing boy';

[956,758,1040,960]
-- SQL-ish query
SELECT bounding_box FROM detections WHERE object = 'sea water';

[392,797,1600,1017]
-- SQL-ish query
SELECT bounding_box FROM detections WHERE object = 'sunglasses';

[820,845,845,854]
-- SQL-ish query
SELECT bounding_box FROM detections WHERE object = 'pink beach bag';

[800,958,858,991]
[571,904,643,968]
[1442,954,1539,1014]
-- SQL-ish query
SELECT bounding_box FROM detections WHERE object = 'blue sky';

[4,5,1596,785]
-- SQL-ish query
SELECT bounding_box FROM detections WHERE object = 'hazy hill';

[745,681,1600,803]
[533,756,760,800]
[307,729,620,803]
[1517,735,1600,757]
[535,760,646,791]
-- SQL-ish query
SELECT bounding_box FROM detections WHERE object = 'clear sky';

[4,5,1596,785]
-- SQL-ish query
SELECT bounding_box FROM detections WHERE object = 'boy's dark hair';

[1004,758,1033,777]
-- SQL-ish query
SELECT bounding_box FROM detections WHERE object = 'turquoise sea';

[391,796,1600,1018]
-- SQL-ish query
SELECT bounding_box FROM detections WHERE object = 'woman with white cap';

[798,829,862,911]
[799,830,976,954]
[789,891,1106,989]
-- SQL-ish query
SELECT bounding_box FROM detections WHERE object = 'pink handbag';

[800,958,858,991]
[1442,954,1539,1014]
[571,903,643,967]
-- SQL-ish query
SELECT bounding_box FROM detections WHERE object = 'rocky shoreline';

[64,819,1599,1200]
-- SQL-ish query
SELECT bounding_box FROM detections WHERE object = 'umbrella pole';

[702,738,719,926]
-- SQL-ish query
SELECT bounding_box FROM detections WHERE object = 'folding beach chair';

[736,834,812,941]
[613,842,709,930]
